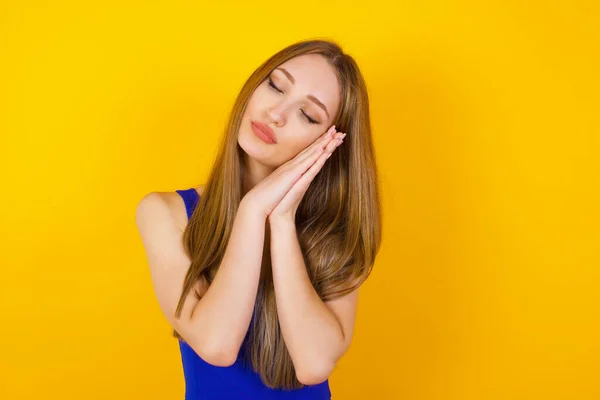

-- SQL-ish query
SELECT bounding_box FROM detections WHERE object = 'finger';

[301,141,329,170]
[281,133,342,191]
[300,134,343,177]
[324,134,343,152]
[290,125,336,165]
[297,146,332,185]
[295,125,335,161]
[304,131,344,168]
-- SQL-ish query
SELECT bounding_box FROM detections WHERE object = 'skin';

[238,53,345,197]
[137,53,358,384]
[234,54,357,384]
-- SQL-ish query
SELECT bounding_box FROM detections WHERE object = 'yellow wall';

[1,1,598,399]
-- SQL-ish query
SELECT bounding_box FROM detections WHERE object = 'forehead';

[275,54,341,116]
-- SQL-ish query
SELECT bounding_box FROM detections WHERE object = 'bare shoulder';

[134,184,209,331]
[137,185,205,232]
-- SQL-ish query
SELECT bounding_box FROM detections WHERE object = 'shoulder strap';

[175,188,200,220]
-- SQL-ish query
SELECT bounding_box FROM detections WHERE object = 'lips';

[251,121,277,144]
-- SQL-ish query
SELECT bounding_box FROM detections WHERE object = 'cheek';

[290,134,320,156]
[244,94,258,116]
[249,85,271,105]
[244,87,264,111]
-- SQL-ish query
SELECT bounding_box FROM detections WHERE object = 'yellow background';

[1,1,598,399]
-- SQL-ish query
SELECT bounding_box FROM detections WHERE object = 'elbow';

[296,361,334,386]
[188,338,238,367]
[295,342,348,385]
[175,321,238,367]
[202,344,238,367]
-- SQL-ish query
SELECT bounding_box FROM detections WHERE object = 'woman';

[136,38,382,399]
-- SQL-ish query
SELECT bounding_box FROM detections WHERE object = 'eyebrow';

[275,67,330,118]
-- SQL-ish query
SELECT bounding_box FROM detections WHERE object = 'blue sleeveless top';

[175,187,332,400]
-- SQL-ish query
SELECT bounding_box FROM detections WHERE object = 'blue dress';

[175,187,332,400]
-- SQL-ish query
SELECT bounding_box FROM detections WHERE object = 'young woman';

[136,39,382,399]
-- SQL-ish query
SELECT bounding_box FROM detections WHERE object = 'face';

[238,53,341,167]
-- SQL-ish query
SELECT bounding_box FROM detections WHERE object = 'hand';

[242,125,346,219]
[269,129,346,221]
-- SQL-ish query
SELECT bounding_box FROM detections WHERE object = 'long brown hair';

[173,38,382,390]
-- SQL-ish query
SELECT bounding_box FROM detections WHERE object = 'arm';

[136,194,265,366]
[269,217,360,385]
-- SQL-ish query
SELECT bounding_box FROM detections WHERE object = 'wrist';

[268,215,296,229]
[238,198,267,222]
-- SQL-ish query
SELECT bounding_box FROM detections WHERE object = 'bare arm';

[136,194,266,366]
[269,217,359,385]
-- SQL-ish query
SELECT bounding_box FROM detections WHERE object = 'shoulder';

[136,185,205,232]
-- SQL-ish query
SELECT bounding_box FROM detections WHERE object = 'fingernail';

[341,133,347,139]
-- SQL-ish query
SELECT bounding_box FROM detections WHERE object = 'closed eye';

[267,77,319,125]
[267,76,283,94]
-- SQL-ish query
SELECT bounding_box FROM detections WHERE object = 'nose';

[266,103,288,127]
